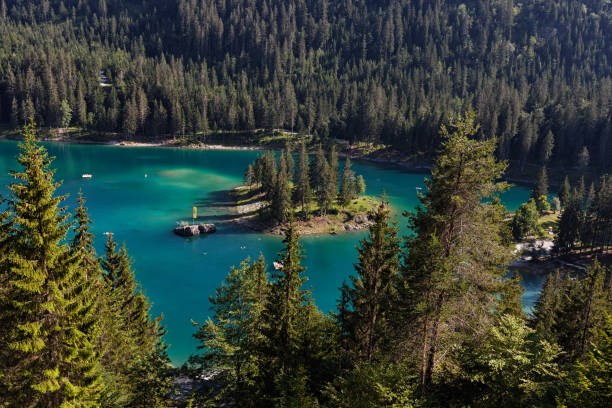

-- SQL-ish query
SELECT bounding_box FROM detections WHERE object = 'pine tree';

[555,190,582,255]
[191,256,269,406]
[532,166,548,200]
[293,142,312,217]
[559,176,571,208]
[531,270,563,342]
[271,152,291,222]
[511,198,540,240]
[398,112,512,388]
[338,157,355,207]
[562,313,612,407]
[244,164,254,187]
[100,234,159,405]
[340,199,401,363]
[328,144,339,194]
[498,271,525,319]
[540,130,555,164]
[0,120,102,407]
[311,146,334,215]
[354,175,366,196]
[260,221,318,403]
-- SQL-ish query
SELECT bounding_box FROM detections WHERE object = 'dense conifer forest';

[1,0,612,406]
[0,0,611,171]
[1,116,610,407]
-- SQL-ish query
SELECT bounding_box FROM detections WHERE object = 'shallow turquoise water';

[0,140,542,364]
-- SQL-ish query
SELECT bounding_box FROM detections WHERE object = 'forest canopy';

[0,0,611,171]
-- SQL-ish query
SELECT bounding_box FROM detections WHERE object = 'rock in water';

[198,224,217,233]
[174,224,216,237]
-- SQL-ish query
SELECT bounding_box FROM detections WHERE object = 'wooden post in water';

[193,206,197,221]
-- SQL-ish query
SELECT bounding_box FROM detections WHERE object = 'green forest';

[0,0,611,171]
[1,116,610,407]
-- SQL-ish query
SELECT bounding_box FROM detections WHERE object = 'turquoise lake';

[0,140,543,364]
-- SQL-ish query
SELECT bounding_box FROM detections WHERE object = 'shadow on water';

[195,189,234,208]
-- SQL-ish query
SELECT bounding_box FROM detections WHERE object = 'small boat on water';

[82,174,93,178]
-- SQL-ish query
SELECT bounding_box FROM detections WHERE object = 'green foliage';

[551,196,561,212]
[338,157,355,207]
[449,315,562,407]
[511,198,541,240]
[559,176,572,208]
[561,314,612,407]
[0,119,102,407]
[399,112,513,387]
[536,195,551,215]
[60,99,72,128]
[532,167,548,200]
[555,191,582,254]
[339,199,401,363]
[354,175,366,196]
[190,255,268,406]
[325,362,421,408]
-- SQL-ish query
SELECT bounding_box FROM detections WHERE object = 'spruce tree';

[398,113,512,387]
[100,234,159,405]
[260,220,321,404]
[271,152,291,222]
[555,190,582,255]
[559,176,571,208]
[532,166,548,200]
[293,142,312,217]
[340,199,401,363]
[0,120,102,407]
[191,256,269,406]
[531,270,563,341]
[338,157,355,207]
[498,271,525,319]
[354,175,366,196]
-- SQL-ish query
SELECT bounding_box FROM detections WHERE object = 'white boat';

[82,174,93,178]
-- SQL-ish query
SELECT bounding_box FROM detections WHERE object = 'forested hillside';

[0,0,611,171]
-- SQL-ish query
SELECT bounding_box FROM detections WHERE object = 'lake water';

[0,140,543,364]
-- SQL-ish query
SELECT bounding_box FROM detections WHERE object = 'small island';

[230,143,380,235]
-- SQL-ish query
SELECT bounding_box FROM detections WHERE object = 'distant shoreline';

[0,131,562,190]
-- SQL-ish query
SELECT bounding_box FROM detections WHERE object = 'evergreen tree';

[451,315,562,407]
[532,166,548,200]
[511,198,540,240]
[531,270,564,342]
[559,176,572,208]
[293,142,312,217]
[498,271,525,319]
[339,199,401,363]
[338,157,355,207]
[354,175,366,196]
[100,234,159,406]
[540,130,555,164]
[59,99,72,128]
[191,256,269,406]
[398,113,512,388]
[555,190,582,255]
[0,120,102,407]
[271,152,291,222]
[244,164,255,190]
[260,221,325,404]
[562,313,612,407]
